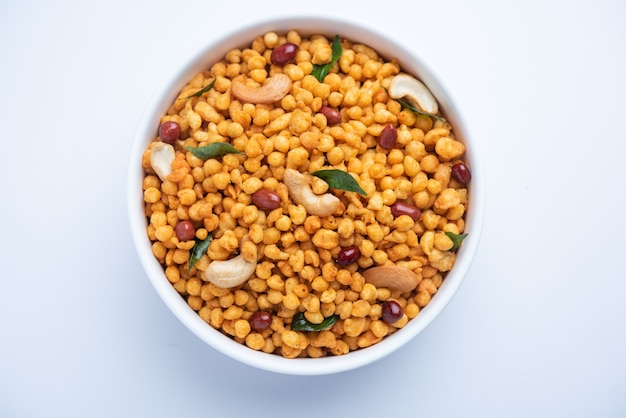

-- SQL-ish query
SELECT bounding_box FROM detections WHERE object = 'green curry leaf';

[445,232,468,251]
[186,143,242,160]
[291,312,339,331]
[311,35,342,82]
[187,234,212,278]
[181,79,215,99]
[395,97,446,124]
[312,169,367,195]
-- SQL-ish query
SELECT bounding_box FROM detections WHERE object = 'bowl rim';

[127,14,485,375]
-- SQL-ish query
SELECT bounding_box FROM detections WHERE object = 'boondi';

[141,30,472,358]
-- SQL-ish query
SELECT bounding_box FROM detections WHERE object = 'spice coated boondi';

[141,30,471,358]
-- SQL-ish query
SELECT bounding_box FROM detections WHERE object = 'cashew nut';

[388,73,439,115]
[150,142,175,181]
[283,168,340,217]
[230,73,292,104]
[361,266,420,293]
[201,237,256,288]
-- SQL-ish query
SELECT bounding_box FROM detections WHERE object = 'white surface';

[0,0,624,416]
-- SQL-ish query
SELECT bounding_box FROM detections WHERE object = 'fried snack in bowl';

[128,15,484,375]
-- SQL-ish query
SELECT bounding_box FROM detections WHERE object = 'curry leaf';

[311,35,342,82]
[186,143,242,160]
[312,169,367,195]
[187,234,212,278]
[291,312,339,332]
[181,79,215,99]
[396,97,446,124]
[445,232,468,251]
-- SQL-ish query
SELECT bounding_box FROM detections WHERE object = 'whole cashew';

[361,265,420,293]
[231,73,292,104]
[201,237,256,288]
[283,168,340,217]
[388,73,439,115]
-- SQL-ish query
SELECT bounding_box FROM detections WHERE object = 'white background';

[1,0,625,417]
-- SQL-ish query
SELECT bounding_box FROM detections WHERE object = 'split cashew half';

[230,73,292,104]
[283,168,340,217]
[201,237,256,288]
[388,73,439,115]
[150,142,175,181]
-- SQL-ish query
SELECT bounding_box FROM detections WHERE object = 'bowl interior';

[128,15,484,375]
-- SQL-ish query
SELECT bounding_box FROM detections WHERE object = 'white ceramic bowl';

[128,15,484,375]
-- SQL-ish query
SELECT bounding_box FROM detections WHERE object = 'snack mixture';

[141,31,471,358]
